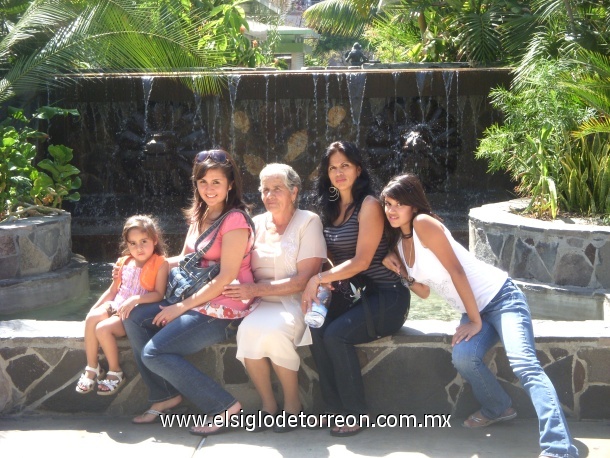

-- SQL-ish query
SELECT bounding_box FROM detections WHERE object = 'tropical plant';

[476,1,610,218]
[475,60,586,217]
[559,133,610,215]
[0,0,259,105]
[1,105,80,222]
[304,0,536,65]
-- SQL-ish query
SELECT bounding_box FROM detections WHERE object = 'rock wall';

[2,319,609,420]
[469,200,610,320]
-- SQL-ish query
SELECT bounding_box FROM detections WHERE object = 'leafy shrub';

[559,133,610,215]
[0,106,80,222]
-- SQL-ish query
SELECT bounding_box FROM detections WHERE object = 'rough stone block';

[544,355,574,410]
[555,253,592,287]
[223,346,248,384]
[0,234,17,256]
[7,353,50,392]
[579,385,610,419]
[577,348,610,383]
[0,346,27,360]
[364,347,455,416]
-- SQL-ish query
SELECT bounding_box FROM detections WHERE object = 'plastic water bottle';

[304,285,332,328]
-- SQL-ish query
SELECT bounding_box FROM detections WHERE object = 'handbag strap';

[192,209,256,258]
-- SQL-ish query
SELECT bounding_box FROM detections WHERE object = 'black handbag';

[165,209,255,305]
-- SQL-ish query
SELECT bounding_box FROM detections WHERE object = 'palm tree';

[0,0,247,104]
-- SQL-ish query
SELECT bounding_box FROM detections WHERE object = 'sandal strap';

[105,370,124,382]
[84,364,102,377]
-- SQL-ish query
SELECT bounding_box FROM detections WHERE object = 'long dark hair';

[380,173,442,252]
[315,141,375,226]
[184,149,248,230]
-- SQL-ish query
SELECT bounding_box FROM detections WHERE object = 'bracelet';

[318,272,324,284]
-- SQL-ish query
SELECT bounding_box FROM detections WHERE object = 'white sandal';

[97,371,125,396]
[75,364,105,394]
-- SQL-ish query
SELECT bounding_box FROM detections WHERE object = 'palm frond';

[303,0,376,37]
[0,0,232,103]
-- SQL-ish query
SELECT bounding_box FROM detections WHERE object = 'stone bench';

[1,319,609,420]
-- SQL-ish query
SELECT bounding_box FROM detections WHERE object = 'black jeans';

[309,282,410,415]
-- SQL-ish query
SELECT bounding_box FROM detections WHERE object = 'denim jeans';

[310,282,410,415]
[452,279,578,458]
[123,300,240,415]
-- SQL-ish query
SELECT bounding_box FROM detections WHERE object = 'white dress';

[236,209,326,371]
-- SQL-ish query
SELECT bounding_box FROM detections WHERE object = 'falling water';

[264,74,270,153]
[324,73,331,141]
[311,73,319,139]
[142,76,154,137]
[346,72,367,144]
[228,75,240,153]
[392,72,400,123]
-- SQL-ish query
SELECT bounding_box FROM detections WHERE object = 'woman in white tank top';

[380,174,578,458]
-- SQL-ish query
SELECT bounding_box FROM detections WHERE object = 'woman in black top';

[301,141,410,436]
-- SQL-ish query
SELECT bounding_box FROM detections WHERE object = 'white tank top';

[397,223,507,313]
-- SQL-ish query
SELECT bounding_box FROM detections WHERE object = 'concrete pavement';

[0,414,608,457]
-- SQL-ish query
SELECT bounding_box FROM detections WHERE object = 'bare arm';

[119,261,169,319]
[301,196,384,307]
[413,215,482,345]
[152,228,250,326]
[382,251,430,299]
[224,257,323,300]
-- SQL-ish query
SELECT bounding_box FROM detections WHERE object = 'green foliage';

[559,133,610,215]
[0,0,258,104]
[475,61,586,217]
[0,106,80,222]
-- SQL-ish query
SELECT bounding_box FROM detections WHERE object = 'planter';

[0,213,89,315]
[469,199,610,320]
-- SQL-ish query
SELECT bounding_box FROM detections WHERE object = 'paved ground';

[0,414,608,457]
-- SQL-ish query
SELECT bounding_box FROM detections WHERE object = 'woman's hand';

[301,276,321,314]
[452,321,482,347]
[153,303,184,327]
[223,282,256,300]
[118,298,138,320]
[382,252,402,276]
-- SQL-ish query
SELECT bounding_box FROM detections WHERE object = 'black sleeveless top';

[323,203,396,285]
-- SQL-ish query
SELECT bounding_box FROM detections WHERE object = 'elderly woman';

[224,163,327,433]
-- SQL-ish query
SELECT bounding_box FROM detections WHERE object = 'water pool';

[1,262,460,322]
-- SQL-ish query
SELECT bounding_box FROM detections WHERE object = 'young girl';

[381,174,578,458]
[75,215,169,396]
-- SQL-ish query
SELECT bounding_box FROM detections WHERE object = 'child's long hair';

[380,173,442,252]
[120,215,166,256]
[184,149,248,230]
[314,141,376,226]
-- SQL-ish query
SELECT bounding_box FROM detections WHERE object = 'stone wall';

[1,319,609,420]
[469,199,610,320]
[0,214,89,315]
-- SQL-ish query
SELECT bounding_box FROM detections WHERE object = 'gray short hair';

[259,163,302,205]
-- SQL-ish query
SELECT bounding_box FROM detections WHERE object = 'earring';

[329,186,339,202]
[226,191,229,203]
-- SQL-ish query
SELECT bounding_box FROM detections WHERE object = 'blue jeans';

[452,279,578,458]
[123,300,240,415]
[310,282,410,415]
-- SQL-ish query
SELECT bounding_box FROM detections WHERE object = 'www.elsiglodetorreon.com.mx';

[159,410,452,430]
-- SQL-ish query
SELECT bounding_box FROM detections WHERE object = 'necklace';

[401,238,416,287]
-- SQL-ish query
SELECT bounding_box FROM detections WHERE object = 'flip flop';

[132,405,187,425]
[189,426,232,437]
[330,425,367,437]
[463,407,517,428]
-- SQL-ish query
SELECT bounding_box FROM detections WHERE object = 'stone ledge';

[0,255,89,315]
[1,319,609,419]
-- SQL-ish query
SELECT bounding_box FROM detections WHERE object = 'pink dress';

[107,263,149,313]
[184,211,255,319]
